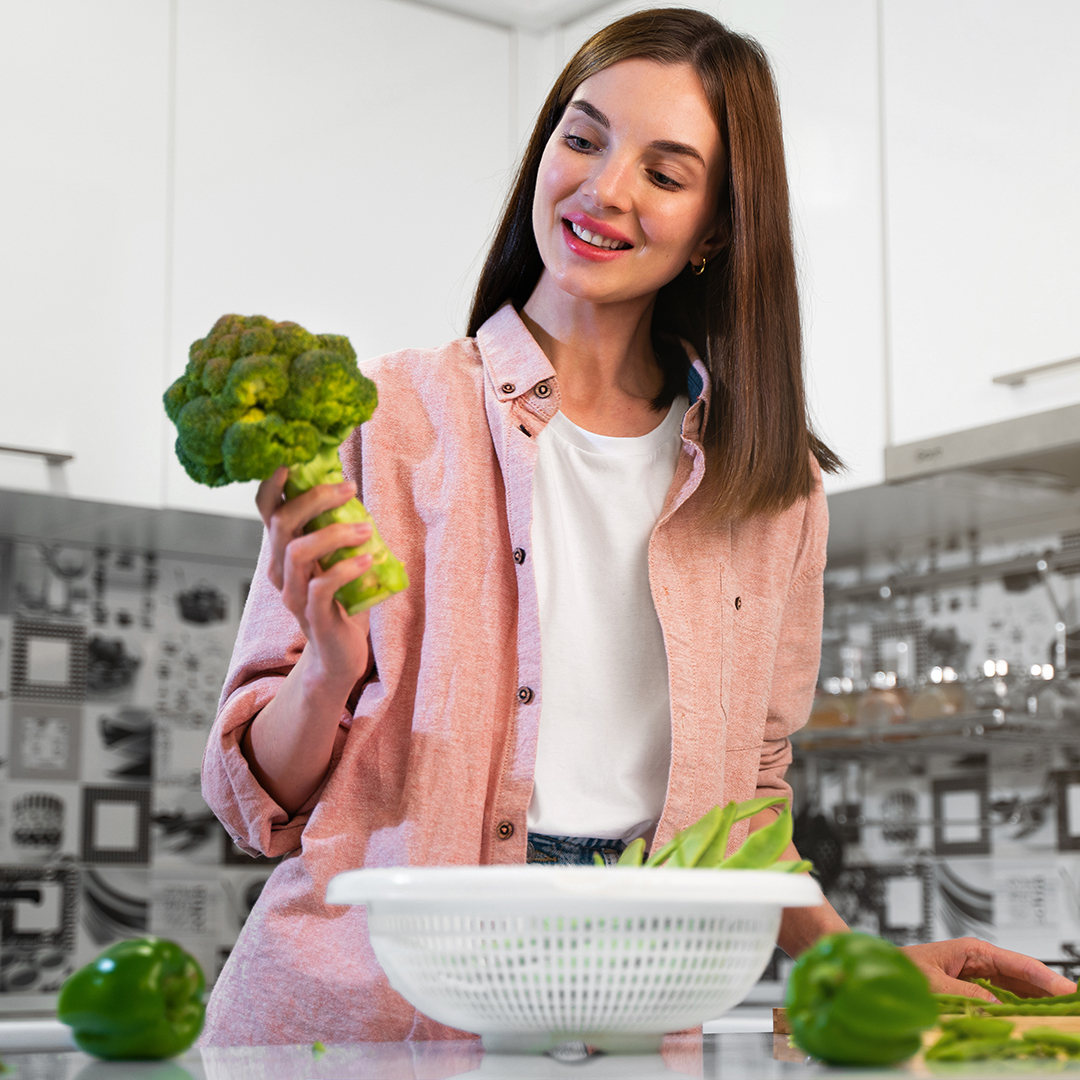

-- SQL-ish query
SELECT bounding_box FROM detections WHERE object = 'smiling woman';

[470,8,840,509]
[198,6,1075,1047]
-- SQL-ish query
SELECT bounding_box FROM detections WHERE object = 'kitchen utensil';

[327,865,821,1054]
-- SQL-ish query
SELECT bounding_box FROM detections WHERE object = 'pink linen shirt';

[200,303,828,1045]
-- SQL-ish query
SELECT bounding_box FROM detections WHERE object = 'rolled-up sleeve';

[201,532,353,858]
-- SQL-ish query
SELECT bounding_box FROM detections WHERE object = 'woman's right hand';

[256,466,372,698]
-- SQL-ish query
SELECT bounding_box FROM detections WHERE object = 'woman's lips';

[561,219,633,261]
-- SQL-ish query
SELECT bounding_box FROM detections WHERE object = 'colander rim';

[326,865,822,908]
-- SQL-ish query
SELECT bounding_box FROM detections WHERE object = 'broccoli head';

[164,314,376,486]
[163,314,407,613]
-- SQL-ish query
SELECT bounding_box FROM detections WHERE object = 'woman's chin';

[538,268,664,311]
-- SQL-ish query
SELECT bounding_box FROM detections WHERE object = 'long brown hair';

[467,7,841,521]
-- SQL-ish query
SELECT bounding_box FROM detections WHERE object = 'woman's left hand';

[901,937,1077,1001]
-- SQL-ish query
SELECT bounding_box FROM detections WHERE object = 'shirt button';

[501,382,515,394]
[534,382,551,398]
[734,596,742,610]
[513,548,526,565]
[517,686,534,704]
[497,820,515,839]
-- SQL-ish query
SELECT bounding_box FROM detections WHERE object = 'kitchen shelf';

[790,711,1080,757]
[823,546,1080,604]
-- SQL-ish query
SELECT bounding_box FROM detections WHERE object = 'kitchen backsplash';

[774,525,1080,995]
[0,529,270,1011]
[3,500,1080,1012]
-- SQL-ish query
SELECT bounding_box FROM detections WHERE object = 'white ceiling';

[403,0,616,31]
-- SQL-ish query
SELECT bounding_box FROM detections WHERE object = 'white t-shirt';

[527,395,688,841]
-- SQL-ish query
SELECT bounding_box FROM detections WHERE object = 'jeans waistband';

[526,832,627,866]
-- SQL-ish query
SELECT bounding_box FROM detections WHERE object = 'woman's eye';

[650,170,682,190]
[562,134,596,153]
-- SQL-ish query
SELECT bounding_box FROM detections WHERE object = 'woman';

[201,8,1072,1045]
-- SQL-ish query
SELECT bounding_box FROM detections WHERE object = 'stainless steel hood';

[885,402,1080,489]
[825,404,1080,561]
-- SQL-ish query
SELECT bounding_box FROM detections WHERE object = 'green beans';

[925,1016,1080,1062]
[616,837,647,867]
[935,991,1080,1016]
[971,978,1080,1006]
[600,797,811,871]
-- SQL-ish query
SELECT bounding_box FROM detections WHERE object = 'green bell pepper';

[57,937,205,1060]
[786,931,938,1066]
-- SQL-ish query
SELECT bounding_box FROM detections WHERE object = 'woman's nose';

[586,154,633,212]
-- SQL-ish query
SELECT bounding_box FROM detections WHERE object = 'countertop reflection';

[0,1033,829,1080]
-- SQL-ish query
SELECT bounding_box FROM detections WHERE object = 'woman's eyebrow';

[567,99,705,167]
[569,99,610,128]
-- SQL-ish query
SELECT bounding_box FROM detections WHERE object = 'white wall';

[2,1,1078,512]
[165,0,511,516]
[0,0,513,517]
[0,1,171,507]
[883,0,1080,446]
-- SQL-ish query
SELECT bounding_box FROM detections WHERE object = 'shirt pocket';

[723,590,782,751]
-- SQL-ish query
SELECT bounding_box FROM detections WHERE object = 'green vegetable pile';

[927,981,1080,1061]
[926,1016,1080,1062]
[163,314,408,613]
[57,937,205,1060]
[785,931,939,1066]
[936,978,1080,1015]
[597,797,812,870]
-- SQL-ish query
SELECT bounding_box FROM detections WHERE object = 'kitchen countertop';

[0,1027,1064,1079]
[0,1034,816,1080]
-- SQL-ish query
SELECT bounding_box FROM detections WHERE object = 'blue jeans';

[526,832,626,866]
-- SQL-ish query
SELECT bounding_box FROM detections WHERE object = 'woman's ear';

[699,214,731,261]
[689,213,731,271]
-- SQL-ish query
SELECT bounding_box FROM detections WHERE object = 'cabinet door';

[884,0,1080,446]
[0,0,170,506]
[166,0,511,518]
[561,0,887,492]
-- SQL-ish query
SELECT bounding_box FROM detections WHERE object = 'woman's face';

[531,58,727,309]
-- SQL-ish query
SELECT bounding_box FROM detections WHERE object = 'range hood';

[825,403,1080,561]
[885,402,1080,489]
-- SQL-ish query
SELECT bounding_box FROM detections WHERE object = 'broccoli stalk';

[163,314,408,614]
[285,443,408,613]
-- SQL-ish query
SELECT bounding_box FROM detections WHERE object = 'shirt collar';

[476,300,711,430]
[476,302,556,403]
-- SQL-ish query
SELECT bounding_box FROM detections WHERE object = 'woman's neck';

[521,275,667,437]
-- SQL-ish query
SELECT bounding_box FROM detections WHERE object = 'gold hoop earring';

[693,257,706,276]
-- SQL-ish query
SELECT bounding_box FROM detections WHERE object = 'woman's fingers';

[306,554,374,623]
[280,524,373,617]
[287,522,374,567]
[964,946,1077,998]
[275,481,357,536]
[903,939,1078,1000]
[263,480,358,588]
[255,467,290,526]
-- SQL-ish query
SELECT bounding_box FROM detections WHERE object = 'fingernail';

[339,481,355,493]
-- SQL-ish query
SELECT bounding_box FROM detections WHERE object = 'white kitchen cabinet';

[164,0,512,518]
[0,0,171,507]
[883,0,1080,447]
[0,0,513,518]
[558,0,887,492]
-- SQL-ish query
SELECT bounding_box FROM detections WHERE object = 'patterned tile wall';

[0,536,274,1011]
[783,525,1080,992]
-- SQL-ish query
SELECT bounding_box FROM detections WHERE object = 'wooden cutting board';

[773,1007,1080,1063]
[774,1008,1080,1036]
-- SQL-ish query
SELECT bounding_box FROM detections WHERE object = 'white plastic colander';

[326,865,821,1053]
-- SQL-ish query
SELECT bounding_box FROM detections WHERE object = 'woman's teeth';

[568,222,631,250]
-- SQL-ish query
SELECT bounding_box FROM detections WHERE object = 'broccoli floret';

[279,349,378,439]
[163,314,407,613]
